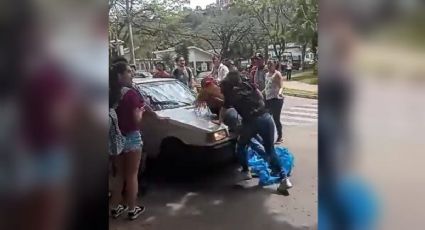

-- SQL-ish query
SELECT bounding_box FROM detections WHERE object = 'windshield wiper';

[152,100,179,105]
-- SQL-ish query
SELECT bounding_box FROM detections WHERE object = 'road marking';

[281,102,318,126]
[289,107,317,112]
[296,104,318,109]
[283,111,318,118]
[282,121,310,126]
[282,116,317,122]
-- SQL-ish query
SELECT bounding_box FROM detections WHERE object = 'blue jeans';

[222,108,266,158]
[237,113,287,179]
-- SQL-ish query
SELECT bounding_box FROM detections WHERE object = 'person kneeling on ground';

[219,71,293,193]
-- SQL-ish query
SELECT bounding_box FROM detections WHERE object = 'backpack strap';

[186,67,193,82]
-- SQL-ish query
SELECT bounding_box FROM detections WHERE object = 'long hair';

[109,61,128,108]
[267,59,281,71]
[175,56,185,63]
[220,71,242,96]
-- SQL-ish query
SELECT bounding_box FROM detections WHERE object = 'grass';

[291,71,318,85]
[282,88,318,99]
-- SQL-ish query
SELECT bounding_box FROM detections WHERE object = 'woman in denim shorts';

[109,62,145,220]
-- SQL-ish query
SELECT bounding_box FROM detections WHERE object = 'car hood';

[156,106,226,132]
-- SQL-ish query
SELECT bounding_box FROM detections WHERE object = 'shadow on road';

[110,160,315,230]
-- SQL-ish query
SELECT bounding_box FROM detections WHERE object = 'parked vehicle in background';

[291,55,301,70]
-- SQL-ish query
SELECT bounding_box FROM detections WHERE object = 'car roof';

[133,77,176,85]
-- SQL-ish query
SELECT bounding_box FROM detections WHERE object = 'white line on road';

[281,116,317,122]
[283,111,318,118]
[282,121,309,126]
[295,104,318,109]
[289,107,317,113]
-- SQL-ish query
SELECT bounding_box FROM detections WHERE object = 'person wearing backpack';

[172,56,194,88]
[250,53,267,91]
[219,71,293,193]
[110,62,169,220]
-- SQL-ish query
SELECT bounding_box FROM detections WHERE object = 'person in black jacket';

[219,71,293,193]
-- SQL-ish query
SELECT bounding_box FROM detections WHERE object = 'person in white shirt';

[211,55,229,82]
[264,59,285,143]
[286,60,293,80]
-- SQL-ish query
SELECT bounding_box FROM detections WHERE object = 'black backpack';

[233,80,266,121]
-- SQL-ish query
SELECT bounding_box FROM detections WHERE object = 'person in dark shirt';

[153,62,171,78]
[172,56,193,88]
[219,71,293,193]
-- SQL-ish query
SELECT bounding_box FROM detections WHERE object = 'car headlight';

[208,130,228,142]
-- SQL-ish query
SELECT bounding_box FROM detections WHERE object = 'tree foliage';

[109,0,318,62]
[175,41,191,63]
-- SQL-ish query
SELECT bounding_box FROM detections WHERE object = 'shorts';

[123,131,143,153]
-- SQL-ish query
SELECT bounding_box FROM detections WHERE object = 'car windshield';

[137,80,195,111]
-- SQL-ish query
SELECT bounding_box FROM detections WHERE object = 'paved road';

[282,96,318,127]
[110,96,318,230]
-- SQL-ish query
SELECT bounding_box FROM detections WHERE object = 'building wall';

[154,47,214,72]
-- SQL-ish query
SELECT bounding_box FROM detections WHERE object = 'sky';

[189,0,216,9]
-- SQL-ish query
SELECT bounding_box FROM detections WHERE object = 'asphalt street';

[110,96,318,230]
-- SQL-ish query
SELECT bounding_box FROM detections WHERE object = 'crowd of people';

[194,54,291,188]
[108,53,292,221]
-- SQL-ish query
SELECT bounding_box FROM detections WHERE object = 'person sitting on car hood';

[195,76,224,115]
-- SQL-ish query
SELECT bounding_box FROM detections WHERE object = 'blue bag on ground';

[248,146,295,186]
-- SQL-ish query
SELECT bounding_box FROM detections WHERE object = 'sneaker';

[277,178,293,193]
[238,170,253,181]
[128,206,146,220]
[111,205,128,218]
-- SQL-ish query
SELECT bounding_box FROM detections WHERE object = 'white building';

[153,46,214,72]
[268,43,315,64]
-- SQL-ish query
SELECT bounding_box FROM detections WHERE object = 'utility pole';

[126,0,136,65]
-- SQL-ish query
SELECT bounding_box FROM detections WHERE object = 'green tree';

[161,53,175,71]
[288,0,318,66]
[196,9,254,59]
[235,0,295,61]
[175,41,191,64]
[109,0,189,57]
[234,0,318,62]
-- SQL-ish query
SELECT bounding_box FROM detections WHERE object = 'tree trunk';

[126,0,136,65]
[301,43,307,69]
[264,43,269,60]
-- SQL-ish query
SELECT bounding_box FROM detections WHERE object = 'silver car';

[133,78,236,164]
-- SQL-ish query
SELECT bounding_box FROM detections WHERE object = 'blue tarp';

[247,146,295,186]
